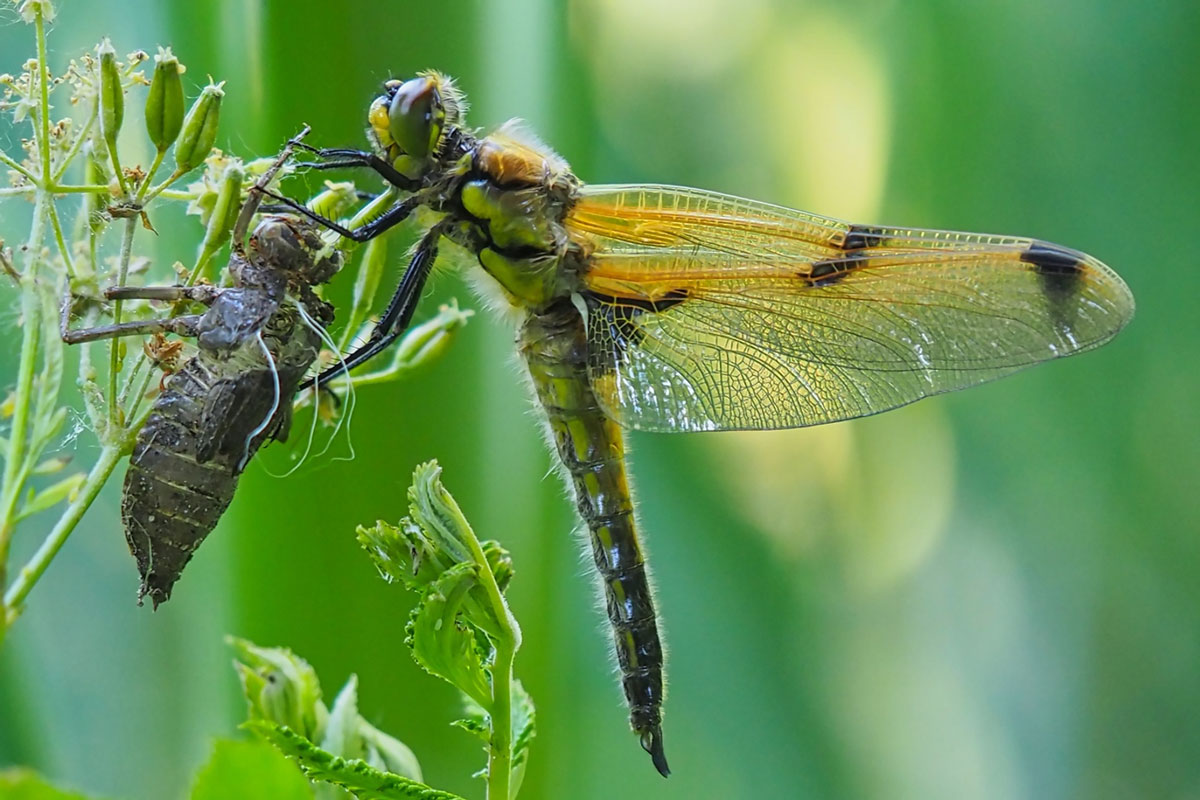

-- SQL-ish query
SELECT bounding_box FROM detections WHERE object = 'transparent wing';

[566,184,1135,432]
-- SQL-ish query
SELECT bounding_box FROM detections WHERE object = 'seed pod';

[97,39,123,157]
[144,47,184,152]
[199,162,243,259]
[174,81,223,173]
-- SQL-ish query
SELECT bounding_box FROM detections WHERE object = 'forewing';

[567,184,1135,432]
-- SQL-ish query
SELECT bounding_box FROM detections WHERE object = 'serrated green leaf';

[392,462,514,640]
[189,738,313,800]
[448,716,487,742]
[408,563,492,709]
[321,674,363,760]
[359,719,422,783]
[16,472,85,521]
[246,722,463,800]
[479,540,514,593]
[229,637,327,741]
[0,768,105,799]
[407,462,474,566]
[510,680,536,796]
[356,518,446,591]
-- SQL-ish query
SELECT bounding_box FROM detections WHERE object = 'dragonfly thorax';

[451,125,584,310]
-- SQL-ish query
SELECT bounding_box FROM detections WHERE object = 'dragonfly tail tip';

[640,726,670,777]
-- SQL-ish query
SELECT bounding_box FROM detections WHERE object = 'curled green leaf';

[407,563,492,709]
[360,719,423,783]
[228,637,326,741]
[320,674,363,761]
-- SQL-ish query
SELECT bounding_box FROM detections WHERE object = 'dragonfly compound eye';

[388,76,444,161]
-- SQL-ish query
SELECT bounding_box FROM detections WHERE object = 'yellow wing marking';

[565,184,1135,432]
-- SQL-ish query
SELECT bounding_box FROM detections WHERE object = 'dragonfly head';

[369,70,466,181]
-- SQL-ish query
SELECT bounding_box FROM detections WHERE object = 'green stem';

[123,359,159,424]
[0,150,37,186]
[34,8,51,184]
[134,149,167,205]
[3,443,126,626]
[0,186,36,198]
[142,168,186,204]
[461,527,522,800]
[107,217,139,426]
[47,184,112,194]
[0,195,47,596]
[488,637,517,800]
[47,199,76,278]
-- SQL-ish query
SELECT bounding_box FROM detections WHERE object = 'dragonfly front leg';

[61,311,203,345]
[301,222,444,389]
[258,188,421,244]
[103,285,222,304]
[289,141,420,192]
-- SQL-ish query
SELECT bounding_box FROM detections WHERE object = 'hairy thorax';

[455,123,587,313]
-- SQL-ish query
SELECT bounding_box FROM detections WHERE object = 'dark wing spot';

[841,224,886,251]
[1021,241,1085,304]
[584,289,689,371]
[595,289,688,314]
[805,256,868,287]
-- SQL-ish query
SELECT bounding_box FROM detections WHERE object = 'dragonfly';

[62,134,341,608]
[269,71,1135,776]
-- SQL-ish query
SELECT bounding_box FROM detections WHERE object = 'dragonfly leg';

[103,285,222,304]
[301,222,443,389]
[289,142,419,191]
[257,188,421,243]
[61,312,204,345]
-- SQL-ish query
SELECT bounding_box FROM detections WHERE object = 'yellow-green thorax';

[458,124,583,310]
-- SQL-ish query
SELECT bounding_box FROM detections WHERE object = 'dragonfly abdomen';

[122,359,240,608]
[520,301,670,777]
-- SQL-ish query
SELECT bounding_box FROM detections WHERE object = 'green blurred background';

[1,0,1198,798]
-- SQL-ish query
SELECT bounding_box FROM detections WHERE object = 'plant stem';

[48,184,112,194]
[106,216,138,425]
[488,636,517,800]
[134,149,166,205]
[34,8,51,184]
[0,196,46,597]
[461,528,522,800]
[3,442,126,626]
[47,200,76,278]
[142,168,185,204]
[0,150,37,185]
